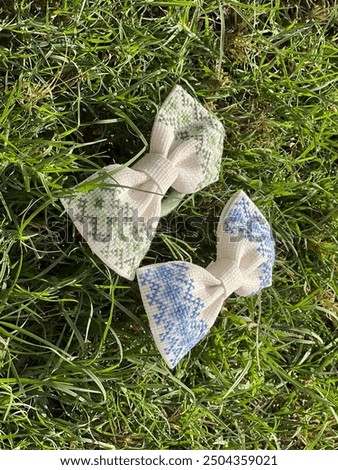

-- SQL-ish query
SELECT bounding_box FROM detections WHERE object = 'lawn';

[0,0,337,450]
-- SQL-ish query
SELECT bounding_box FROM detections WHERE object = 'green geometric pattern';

[157,85,225,190]
[62,173,152,281]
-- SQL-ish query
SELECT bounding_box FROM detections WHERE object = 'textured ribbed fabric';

[61,85,225,280]
[137,191,275,368]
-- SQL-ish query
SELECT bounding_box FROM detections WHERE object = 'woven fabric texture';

[61,85,225,280]
[137,191,275,368]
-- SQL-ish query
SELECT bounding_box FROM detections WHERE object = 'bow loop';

[214,190,275,294]
[137,191,275,367]
[137,261,223,368]
[62,85,224,280]
[153,85,225,192]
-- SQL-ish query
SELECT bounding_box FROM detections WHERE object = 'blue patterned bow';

[137,191,275,368]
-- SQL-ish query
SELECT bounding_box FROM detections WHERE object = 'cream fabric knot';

[137,191,275,368]
[133,152,179,194]
[61,85,225,280]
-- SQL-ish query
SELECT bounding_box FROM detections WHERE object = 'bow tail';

[137,261,223,368]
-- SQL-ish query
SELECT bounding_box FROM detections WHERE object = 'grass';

[0,0,337,450]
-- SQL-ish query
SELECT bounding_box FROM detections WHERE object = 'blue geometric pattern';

[223,196,275,289]
[139,263,209,367]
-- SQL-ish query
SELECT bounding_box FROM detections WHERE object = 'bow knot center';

[133,152,179,194]
[207,259,243,298]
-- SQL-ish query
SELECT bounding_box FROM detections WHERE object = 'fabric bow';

[137,191,275,368]
[61,85,224,280]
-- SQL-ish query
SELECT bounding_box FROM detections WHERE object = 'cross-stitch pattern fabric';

[137,191,275,368]
[61,85,225,280]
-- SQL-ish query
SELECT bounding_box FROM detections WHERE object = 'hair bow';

[61,85,224,280]
[137,191,275,368]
